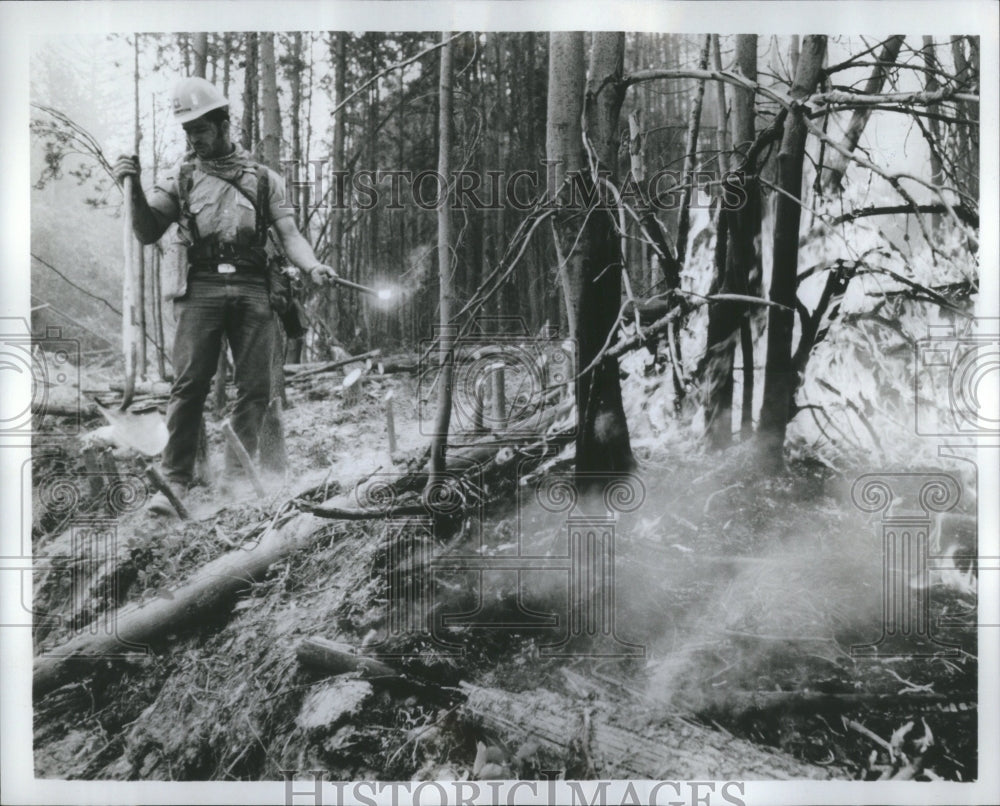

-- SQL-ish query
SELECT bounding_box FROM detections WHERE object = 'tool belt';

[187,241,268,273]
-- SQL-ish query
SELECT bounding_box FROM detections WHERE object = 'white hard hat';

[171,76,229,124]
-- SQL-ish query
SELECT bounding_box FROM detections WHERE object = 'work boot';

[147,484,185,518]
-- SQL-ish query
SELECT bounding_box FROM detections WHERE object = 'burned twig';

[145,465,191,520]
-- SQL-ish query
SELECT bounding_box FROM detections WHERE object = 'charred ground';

[30,363,978,782]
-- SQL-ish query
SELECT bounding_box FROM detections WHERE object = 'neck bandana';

[195,145,253,181]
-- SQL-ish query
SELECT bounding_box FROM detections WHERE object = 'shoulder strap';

[255,166,271,247]
[178,162,199,242]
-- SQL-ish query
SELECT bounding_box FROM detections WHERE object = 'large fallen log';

[460,683,838,779]
[33,509,324,698]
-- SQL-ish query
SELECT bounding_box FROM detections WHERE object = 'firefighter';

[112,76,337,516]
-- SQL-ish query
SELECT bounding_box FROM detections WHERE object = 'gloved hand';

[112,154,140,186]
[308,263,338,285]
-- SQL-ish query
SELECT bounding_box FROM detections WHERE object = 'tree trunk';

[675,35,711,269]
[546,32,586,342]
[627,108,650,288]
[257,32,287,474]
[258,34,281,168]
[951,37,979,202]
[732,35,761,439]
[575,32,634,480]
[191,32,208,79]
[493,36,509,323]
[221,33,232,98]
[149,88,167,382]
[322,31,348,357]
[133,35,147,381]
[702,34,761,448]
[290,32,305,232]
[758,35,827,471]
[428,32,454,485]
[286,32,306,364]
[710,34,730,170]
[240,33,258,154]
[823,35,905,191]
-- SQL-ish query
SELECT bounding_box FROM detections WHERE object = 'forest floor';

[30,356,978,782]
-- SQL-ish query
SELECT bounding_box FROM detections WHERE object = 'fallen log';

[285,349,380,383]
[33,509,323,697]
[33,402,101,419]
[460,683,837,779]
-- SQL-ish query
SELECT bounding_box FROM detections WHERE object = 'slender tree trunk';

[732,35,761,439]
[675,35,711,269]
[711,34,730,171]
[823,35,904,191]
[149,99,167,381]
[191,32,208,80]
[257,32,287,474]
[323,32,348,355]
[221,34,232,98]
[627,108,649,287]
[286,32,305,364]
[951,37,979,202]
[396,55,406,345]
[701,36,761,449]
[259,34,281,168]
[134,35,147,380]
[290,32,305,232]
[665,35,712,413]
[546,33,585,344]
[493,36,508,322]
[428,33,454,486]
[474,40,489,316]
[575,32,634,480]
[758,35,827,471]
[179,32,191,76]
[241,34,258,154]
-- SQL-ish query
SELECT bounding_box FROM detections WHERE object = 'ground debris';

[296,679,373,732]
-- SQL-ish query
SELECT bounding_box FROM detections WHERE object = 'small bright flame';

[377,288,393,301]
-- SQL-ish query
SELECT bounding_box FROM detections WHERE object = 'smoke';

[391,242,434,300]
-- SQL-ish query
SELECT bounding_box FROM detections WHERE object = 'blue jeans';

[162,275,274,486]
